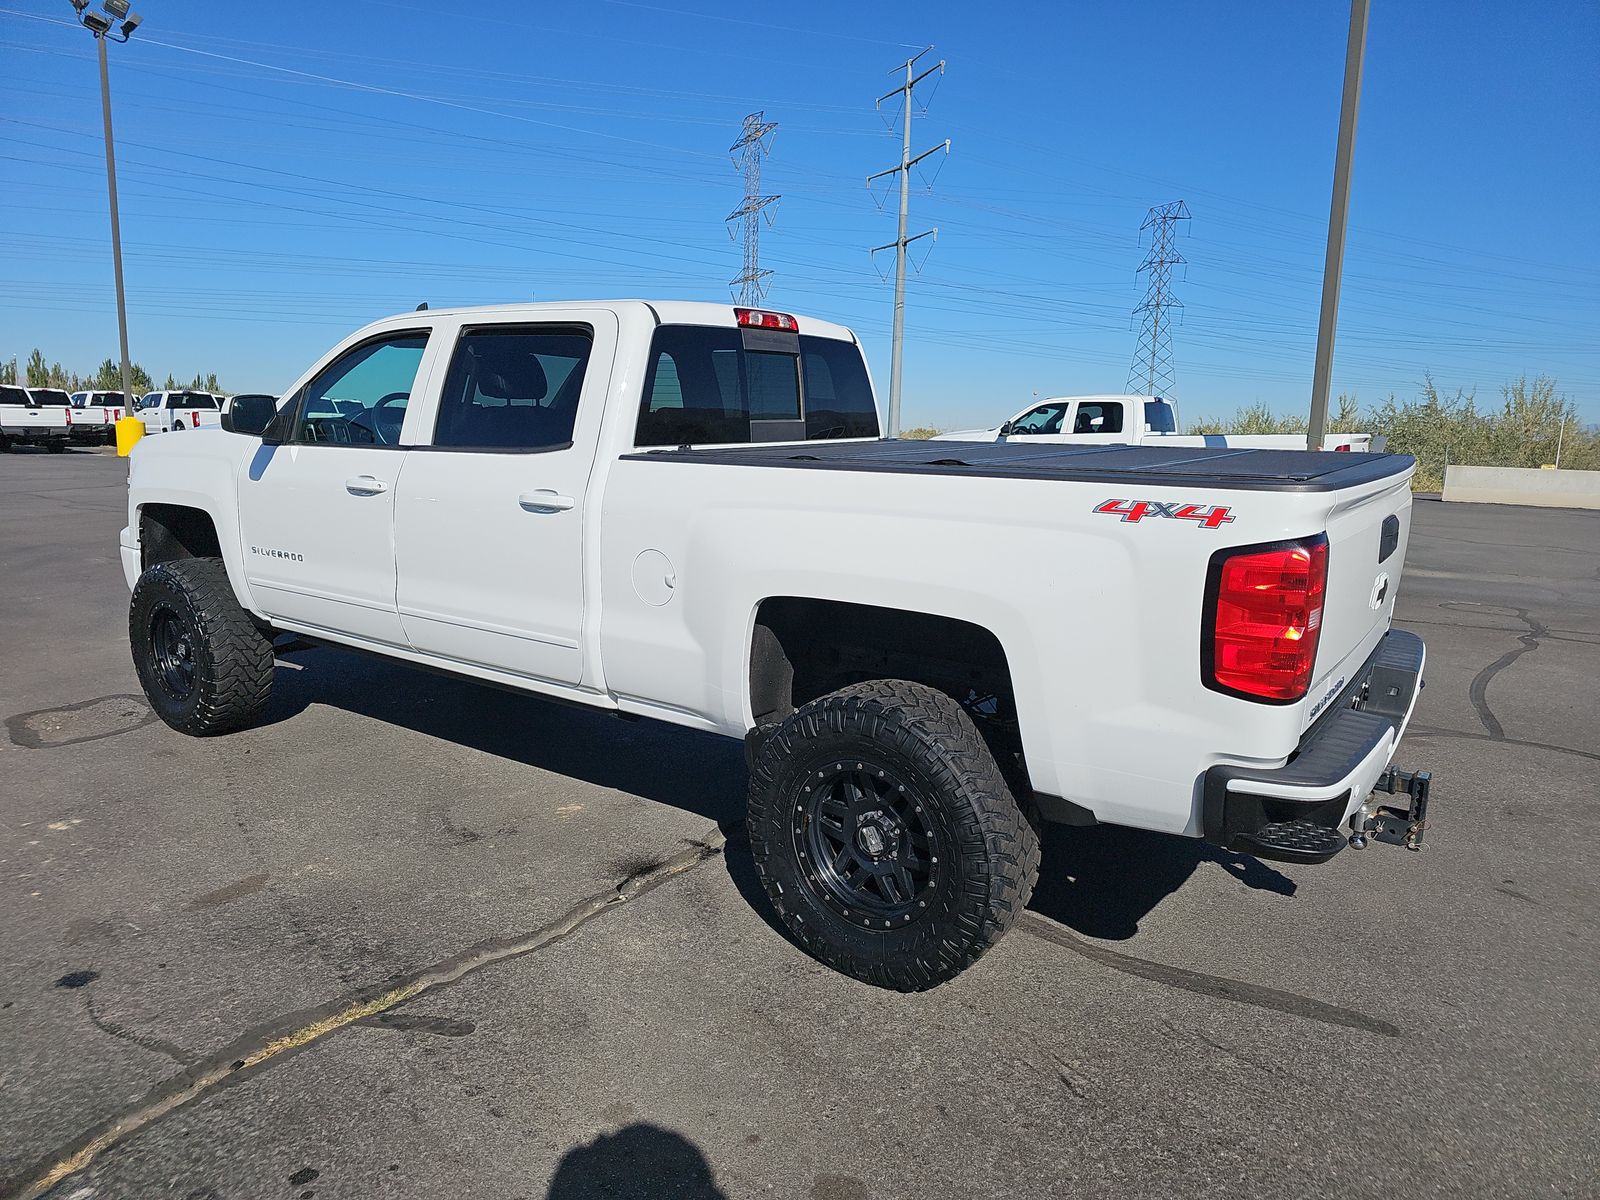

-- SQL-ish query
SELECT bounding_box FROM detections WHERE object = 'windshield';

[31,389,72,406]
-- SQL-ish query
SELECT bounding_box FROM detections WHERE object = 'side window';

[1074,403,1123,434]
[432,325,592,451]
[295,332,428,446]
[1010,402,1065,435]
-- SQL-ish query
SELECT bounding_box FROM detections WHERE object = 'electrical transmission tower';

[869,47,949,438]
[726,111,780,305]
[1126,200,1191,398]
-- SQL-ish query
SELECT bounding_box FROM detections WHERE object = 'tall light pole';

[70,0,143,406]
[1307,0,1369,452]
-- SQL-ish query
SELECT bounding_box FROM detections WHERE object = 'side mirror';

[221,394,278,438]
[998,420,1015,437]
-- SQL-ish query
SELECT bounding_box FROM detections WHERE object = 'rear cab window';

[635,325,878,447]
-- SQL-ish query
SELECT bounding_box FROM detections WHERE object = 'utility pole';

[1126,201,1191,399]
[868,48,948,439]
[726,112,779,305]
[70,0,144,407]
[1307,0,1370,451]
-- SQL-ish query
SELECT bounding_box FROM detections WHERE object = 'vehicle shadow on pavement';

[263,647,749,828]
[263,648,1295,949]
[546,1124,728,1199]
[1028,823,1296,940]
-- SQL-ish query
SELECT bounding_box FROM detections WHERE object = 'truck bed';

[622,439,1413,494]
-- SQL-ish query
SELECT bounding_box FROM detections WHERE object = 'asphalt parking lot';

[2,447,1596,1200]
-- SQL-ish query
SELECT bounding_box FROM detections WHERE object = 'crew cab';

[70,390,132,445]
[136,390,224,434]
[936,394,1378,451]
[119,302,1431,991]
[0,385,70,452]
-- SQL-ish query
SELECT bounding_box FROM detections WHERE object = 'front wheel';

[747,679,1040,991]
[130,558,273,735]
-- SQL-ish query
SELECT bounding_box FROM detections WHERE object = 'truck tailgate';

[1301,476,1414,728]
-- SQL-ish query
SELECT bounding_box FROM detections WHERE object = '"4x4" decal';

[1092,499,1236,529]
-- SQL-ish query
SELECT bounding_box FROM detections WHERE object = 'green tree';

[25,349,47,387]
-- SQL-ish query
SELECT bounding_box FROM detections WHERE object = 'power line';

[726,111,779,305]
[868,47,948,438]
[1127,200,1191,398]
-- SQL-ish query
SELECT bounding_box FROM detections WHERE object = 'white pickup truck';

[70,390,133,445]
[120,301,1431,990]
[136,390,225,434]
[936,394,1378,452]
[0,385,70,452]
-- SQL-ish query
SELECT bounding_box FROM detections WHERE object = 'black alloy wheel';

[794,759,942,927]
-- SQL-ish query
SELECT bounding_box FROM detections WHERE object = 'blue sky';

[2,0,1597,428]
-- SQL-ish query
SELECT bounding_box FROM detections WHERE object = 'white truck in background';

[0,385,70,452]
[936,394,1378,452]
[119,301,1432,992]
[70,390,133,445]
[137,390,225,434]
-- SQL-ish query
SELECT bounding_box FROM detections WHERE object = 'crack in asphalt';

[1407,724,1600,765]
[1017,914,1402,1038]
[4,830,727,1200]
[1455,604,1549,740]
[84,995,193,1072]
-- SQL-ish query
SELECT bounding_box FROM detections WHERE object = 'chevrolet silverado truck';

[936,394,1377,451]
[120,301,1431,990]
[0,385,70,452]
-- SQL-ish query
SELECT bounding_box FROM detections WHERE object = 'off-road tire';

[130,557,273,736]
[747,679,1041,991]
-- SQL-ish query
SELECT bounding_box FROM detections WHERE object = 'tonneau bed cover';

[622,439,1415,493]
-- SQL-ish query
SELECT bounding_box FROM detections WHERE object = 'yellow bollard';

[115,415,144,457]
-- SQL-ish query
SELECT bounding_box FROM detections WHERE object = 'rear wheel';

[747,679,1040,991]
[46,439,66,453]
[130,558,273,735]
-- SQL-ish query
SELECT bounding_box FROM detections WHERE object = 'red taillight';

[1334,443,1351,451]
[1205,537,1328,703]
[734,307,799,331]
[64,407,72,425]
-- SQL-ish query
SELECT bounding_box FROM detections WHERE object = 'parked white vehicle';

[70,390,132,445]
[136,390,224,434]
[935,394,1378,452]
[120,302,1430,990]
[0,384,70,452]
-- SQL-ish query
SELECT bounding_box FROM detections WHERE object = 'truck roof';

[623,438,1414,494]
[360,300,859,345]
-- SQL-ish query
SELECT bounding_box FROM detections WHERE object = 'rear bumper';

[2,428,68,443]
[1202,629,1426,863]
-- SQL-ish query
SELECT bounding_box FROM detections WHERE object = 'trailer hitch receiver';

[1350,767,1431,851]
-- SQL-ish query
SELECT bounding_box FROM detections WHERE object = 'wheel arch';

[746,595,1031,793]
[131,479,255,616]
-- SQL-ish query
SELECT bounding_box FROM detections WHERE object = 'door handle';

[345,476,389,496]
[518,490,575,513]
